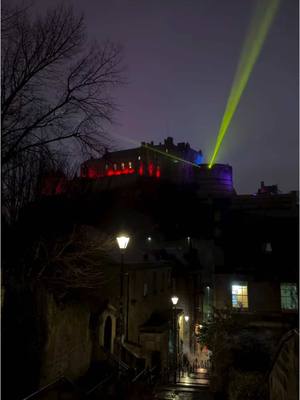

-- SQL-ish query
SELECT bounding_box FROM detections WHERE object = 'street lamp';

[116,236,130,251]
[171,296,179,306]
[184,315,191,357]
[171,295,179,384]
[116,235,130,377]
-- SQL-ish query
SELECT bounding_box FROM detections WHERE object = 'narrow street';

[153,368,213,400]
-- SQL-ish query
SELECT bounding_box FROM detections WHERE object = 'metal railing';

[100,345,130,372]
[132,365,158,384]
[86,372,116,397]
[131,368,147,383]
[22,376,83,400]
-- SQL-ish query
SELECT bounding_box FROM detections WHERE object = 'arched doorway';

[104,316,112,352]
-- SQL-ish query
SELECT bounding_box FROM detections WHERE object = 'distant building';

[81,137,203,179]
[80,137,235,196]
[257,181,279,195]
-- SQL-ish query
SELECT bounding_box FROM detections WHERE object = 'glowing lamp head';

[184,315,189,322]
[171,296,179,305]
[147,237,152,242]
[116,235,130,250]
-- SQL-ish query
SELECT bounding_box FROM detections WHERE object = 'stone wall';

[269,330,299,400]
[127,265,172,345]
[39,290,93,386]
[139,331,169,368]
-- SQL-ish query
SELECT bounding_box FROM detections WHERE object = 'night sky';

[32,0,298,194]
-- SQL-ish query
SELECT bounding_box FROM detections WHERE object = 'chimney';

[164,137,174,147]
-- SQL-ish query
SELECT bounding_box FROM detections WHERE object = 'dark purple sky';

[34,0,298,193]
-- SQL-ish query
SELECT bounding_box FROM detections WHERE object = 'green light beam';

[110,132,201,168]
[141,143,201,168]
[209,0,280,168]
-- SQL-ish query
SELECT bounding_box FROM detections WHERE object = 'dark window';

[161,272,165,292]
[143,283,148,297]
[153,271,157,294]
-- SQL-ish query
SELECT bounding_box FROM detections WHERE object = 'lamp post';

[171,295,179,384]
[116,235,130,377]
[184,315,190,369]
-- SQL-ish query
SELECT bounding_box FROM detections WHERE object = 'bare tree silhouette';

[2,2,124,222]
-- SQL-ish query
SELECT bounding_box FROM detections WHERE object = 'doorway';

[151,351,161,372]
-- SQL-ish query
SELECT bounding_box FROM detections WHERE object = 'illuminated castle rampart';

[80,137,235,196]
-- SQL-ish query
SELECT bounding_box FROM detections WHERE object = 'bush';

[228,370,267,400]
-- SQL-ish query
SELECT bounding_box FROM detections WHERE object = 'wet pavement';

[153,368,213,400]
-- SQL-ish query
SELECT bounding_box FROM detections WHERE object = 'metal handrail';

[86,372,116,396]
[101,346,130,370]
[132,365,158,384]
[132,368,146,383]
[21,376,82,400]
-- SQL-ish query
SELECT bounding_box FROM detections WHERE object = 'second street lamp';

[116,235,130,377]
[171,295,179,384]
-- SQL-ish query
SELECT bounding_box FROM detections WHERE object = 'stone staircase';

[154,368,212,399]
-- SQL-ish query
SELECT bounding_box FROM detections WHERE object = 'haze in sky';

[30,0,298,194]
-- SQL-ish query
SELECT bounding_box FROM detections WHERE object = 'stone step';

[153,386,213,400]
[156,383,209,392]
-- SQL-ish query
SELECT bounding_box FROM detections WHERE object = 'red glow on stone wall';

[156,166,161,178]
[55,181,63,194]
[83,161,163,179]
[148,162,154,176]
[106,168,135,177]
[139,163,144,176]
[41,177,65,195]
[87,168,98,178]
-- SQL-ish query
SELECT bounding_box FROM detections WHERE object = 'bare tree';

[2,148,78,223]
[29,226,118,295]
[1,2,124,222]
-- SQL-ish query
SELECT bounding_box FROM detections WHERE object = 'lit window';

[121,162,125,170]
[129,161,132,169]
[280,283,298,310]
[232,283,248,309]
[113,163,117,170]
